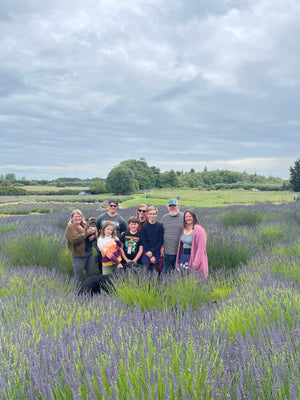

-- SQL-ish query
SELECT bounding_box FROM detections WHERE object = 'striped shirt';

[161,212,184,255]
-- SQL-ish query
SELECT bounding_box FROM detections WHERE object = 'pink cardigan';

[176,224,208,278]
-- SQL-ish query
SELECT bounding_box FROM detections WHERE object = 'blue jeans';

[72,249,95,280]
[162,254,177,274]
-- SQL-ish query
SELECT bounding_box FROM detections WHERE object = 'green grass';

[0,189,294,210]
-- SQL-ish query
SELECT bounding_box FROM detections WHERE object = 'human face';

[184,212,194,227]
[72,213,82,226]
[148,210,157,224]
[137,207,148,222]
[104,225,114,237]
[108,202,118,215]
[128,222,138,233]
[168,204,179,216]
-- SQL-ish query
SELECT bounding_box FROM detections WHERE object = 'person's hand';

[150,256,156,264]
[86,228,95,235]
[160,245,165,256]
[88,234,96,241]
[145,251,152,258]
[117,264,123,269]
[114,237,119,242]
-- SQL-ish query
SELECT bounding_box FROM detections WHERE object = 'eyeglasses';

[109,204,117,208]
[168,204,177,207]
[138,209,147,213]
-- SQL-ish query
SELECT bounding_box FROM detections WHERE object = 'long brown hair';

[183,209,199,229]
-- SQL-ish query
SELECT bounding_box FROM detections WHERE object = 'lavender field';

[0,202,299,399]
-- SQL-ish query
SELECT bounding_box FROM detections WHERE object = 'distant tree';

[190,168,195,173]
[106,166,136,195]
[290,158,300,192]
[90,178,106,194]
[160,170,179,187]
[150,166,163,188]
[119,159,155,189]
[1,180,12,187]
[5,173,16,181]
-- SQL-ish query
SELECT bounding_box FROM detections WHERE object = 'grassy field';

[0,189,296,211]
[121,189,295,208]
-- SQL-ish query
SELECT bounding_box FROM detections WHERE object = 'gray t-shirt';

[181,231,194,248]
[161,212,184,255]
[96,212,127,238]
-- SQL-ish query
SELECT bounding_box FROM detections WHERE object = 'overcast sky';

[0,0,299,180]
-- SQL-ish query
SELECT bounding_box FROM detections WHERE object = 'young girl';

[97,221,123,275]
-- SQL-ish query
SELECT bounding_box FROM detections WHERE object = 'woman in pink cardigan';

[175,209,208,278]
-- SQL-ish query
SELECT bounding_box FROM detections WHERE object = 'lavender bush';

[0,201,299,399]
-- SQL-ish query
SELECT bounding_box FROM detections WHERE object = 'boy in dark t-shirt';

[120,216,143,265]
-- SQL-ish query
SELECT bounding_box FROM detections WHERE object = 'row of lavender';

[0,202,299,399]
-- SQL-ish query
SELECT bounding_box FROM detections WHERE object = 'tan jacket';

[65,223,89,257]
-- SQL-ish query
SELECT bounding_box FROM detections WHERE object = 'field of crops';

[0,201,300,399]
[0,189,296,215]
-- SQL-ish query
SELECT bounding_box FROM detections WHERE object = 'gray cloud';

[0,0,299,180]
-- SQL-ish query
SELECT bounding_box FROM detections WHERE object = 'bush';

[220,208,263,228]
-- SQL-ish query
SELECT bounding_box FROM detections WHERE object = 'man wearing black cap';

[161,198,184,274]
[96,199,127,238]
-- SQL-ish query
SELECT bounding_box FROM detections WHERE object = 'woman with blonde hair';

[65,209,97,280]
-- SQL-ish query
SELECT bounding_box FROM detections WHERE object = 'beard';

[169,211,178,217]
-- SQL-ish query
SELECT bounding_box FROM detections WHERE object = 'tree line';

[1,158,299,195]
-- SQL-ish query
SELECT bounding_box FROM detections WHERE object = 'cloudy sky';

[0,0,299,180]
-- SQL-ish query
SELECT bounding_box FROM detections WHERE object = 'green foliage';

[160,170,180,187]
[206,234,255,271]
[106,166,136,195]
[220,208,263,228]
[0,221,20,234]
[113,269,233,312]
[89,177,106,194]
[0,181,26,195]
[257,224,288,248]
[5,173,16,181]
[289,157,300,192]
[119,159,155,190]
[1,232,73,274]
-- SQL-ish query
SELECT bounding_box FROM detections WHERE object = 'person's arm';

[96,214,104,232]
[120,247,130,264]
[119,218,127,237]
[133,245,143,263]
[66,224,93,245]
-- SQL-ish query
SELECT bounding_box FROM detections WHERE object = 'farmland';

[0,198,299,399]
[0,189,296,215]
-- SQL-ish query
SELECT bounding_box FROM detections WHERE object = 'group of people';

[65,198,208,280]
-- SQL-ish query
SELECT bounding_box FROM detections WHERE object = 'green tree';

[106,166,136,195]
[290,158,300,192]
[5,173,16,181]
[90,178,106,194]
[160,170,179,187]
[119,159,155,189]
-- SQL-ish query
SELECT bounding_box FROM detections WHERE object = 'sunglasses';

[138,209,147,213]
[109,204,117,208]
